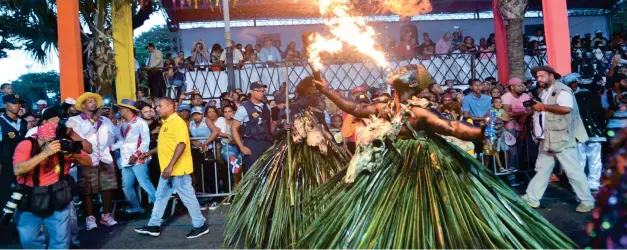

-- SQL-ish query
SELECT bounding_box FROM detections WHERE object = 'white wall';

[177,15,608,54]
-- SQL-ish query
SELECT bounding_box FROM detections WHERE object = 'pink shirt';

[500,92,530,131]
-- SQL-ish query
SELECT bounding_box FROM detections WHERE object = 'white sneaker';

[208,202,218,211]
[86,216,98,231]
[100,213,118,226]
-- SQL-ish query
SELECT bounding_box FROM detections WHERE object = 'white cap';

[64,97,76,105]
[595,30,603,34]
[36,100,47,105]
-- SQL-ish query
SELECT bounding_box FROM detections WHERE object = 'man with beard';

[68,92,119,230]
[522,66,593,213]
[0,94,27,211]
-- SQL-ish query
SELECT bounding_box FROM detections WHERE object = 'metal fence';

[142,50,615,99]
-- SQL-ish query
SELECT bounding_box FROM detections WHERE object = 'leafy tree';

[10,71,61,105]
[134,25,179,68]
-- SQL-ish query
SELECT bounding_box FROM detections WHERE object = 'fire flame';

[308,0,389,70]
[307,0,432,71]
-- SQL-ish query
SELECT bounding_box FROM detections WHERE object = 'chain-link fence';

[142,51,616,99]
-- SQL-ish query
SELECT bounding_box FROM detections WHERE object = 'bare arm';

[231,121,244,149]
[412,107,484,141]
[318,86,382,118]
[14,151,53,176]
[68,153,93,168]
[203,119,220,147]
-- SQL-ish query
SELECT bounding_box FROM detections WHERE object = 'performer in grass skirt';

[297,65,577,249]
[223,77,351,248]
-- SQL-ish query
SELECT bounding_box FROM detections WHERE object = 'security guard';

[0,94,27,207]
[231,82,274,172]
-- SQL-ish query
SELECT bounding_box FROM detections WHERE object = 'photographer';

[521,66,594,213]
[12,123,92,249]
[601,73,627,140]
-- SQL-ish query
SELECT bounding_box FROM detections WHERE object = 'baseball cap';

[191,110,203,116]
[2,94,26,104]
[178,104,191,112]
[249,82,267,90]
[507,77,524,86]
[42,106,60,120]
[36,100,48,105]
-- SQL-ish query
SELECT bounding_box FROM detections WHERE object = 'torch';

[302,31,323,82]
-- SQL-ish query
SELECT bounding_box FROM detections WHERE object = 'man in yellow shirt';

[135,97,209,239]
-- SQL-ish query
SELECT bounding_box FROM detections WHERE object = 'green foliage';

[10,71,61,105]
[134,25,179,67]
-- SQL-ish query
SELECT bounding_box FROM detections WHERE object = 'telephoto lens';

[1,184,24,225]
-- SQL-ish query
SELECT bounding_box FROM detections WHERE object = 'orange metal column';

[57,0,84,99]
[541,0,571,75]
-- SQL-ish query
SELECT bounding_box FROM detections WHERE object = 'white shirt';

[220,49,244,64]
[26,126,38,137]
[116,117,150,167]
[214,117,231,144]
[532,85,574,139]
[68,114,115,166]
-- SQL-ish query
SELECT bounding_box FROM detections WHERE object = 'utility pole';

[223,0,236,91]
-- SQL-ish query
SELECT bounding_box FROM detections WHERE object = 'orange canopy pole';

[541,0,571,75]
[57,0,84,100]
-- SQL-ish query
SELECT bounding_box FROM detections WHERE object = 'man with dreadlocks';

[296,65,577,249]
[223,77,351,248]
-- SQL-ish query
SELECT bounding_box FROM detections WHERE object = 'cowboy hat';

[114,99,139,112]
[75,92,103,112]
[531,65,562,80]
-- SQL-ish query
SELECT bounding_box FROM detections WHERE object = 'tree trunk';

[505,19,526,80]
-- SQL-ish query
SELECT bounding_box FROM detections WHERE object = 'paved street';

[0,183,593,249]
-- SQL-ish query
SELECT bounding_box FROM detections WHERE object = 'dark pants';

[0,160,16,209]
[242,139,272,172]
[147,69,165,98]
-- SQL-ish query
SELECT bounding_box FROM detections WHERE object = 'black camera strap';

[24,137,68,187]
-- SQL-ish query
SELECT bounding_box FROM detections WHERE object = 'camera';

[523,99,539,108]
[1,184,24,225]
[56,119,83,154]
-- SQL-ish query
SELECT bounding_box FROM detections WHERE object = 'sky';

[0,12,166,84]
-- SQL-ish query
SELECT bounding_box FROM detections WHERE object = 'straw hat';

[75,92,103,112]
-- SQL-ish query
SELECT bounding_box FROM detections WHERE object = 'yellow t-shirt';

[158,113,194,176]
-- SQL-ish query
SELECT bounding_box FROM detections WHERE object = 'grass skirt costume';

[223,104,351,248]
[297,98,577,249]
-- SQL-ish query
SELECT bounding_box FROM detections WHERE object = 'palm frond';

[297,136,577,249]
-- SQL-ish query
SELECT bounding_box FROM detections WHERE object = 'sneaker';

[123,207,145,214]
[186,224,210,239]
[498,168,509,173]
[575,203,594,213]
[100,213,118,227]
[86,216,98,231]
[208,202,218,211]
[521,195,539,208]
[135,226,161,237]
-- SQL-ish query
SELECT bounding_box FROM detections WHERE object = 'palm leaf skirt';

[297,136,577,249]
[223,135,350,248]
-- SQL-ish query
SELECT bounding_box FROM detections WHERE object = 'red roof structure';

[162,0,618,24]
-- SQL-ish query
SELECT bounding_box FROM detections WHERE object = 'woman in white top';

[214,105,243,188]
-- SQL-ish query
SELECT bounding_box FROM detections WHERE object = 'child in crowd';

[490,97,511,172]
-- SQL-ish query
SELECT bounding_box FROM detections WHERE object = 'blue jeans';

[17,203,72,249]
[221,143,242,172]
[507,129,520,169]
[148,175,206,228]
[122,162,157,212]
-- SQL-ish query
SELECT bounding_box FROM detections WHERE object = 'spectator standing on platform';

[231,82,273,172]
[501,77,531,171]
[190,40,210,65]
[115,99,156,214]
[259,37,282,63]
[12,123,93,249]
[435,32,453,54]
[0,94,27,210]
[145,43,165,98]
[522,66,594,213]
[400,16,418,45]
[395,32,416,59]
[135,97,209,238]
[592,30,609,49]
[220,44,244,65]
[69,92,119,230]
[274,40,284,56]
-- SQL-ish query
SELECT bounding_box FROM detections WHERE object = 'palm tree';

[498,0,528,81]
[1,0,158,95]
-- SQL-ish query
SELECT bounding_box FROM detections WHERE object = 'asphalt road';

[0,183,593,249]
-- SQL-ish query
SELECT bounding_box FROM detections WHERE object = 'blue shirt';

[462,93,492,118]
[259,47,282,62]
[0,93,5,110]
[234,102,267,123]
[601,90,627,129]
